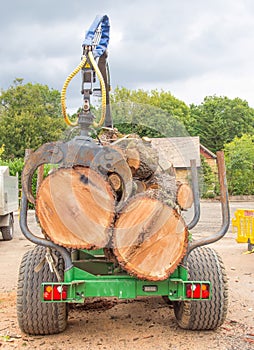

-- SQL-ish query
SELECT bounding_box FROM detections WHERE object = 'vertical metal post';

[187,159,200,230]
[187,151,230,254]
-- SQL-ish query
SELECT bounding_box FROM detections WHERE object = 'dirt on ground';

[0,200,253,350]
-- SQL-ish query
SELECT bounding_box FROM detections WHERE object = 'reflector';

[43,285,67,301]
[186,283,209,299]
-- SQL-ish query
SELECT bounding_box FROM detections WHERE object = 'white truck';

[0,166,19,241]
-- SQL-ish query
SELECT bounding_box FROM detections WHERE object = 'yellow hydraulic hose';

[61,55,87,126]
[61,51,107,128]
[88,51,107,128]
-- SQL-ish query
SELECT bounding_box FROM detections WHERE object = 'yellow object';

[61,55,87,126]
[232,209,254,244]
[45,286,53,293]
[61,50,107,128]
[88,51,107,128]
[242,249,254,255]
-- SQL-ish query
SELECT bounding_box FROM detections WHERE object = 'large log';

[113,195,188,281]
[36,166,115,249]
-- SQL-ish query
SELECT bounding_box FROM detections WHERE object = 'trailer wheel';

[1,214,14,241]
[162,296,173,305]
[173,246,228,330]
[17,245,68,335]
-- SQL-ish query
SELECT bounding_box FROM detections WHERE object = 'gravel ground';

[0,200,253,349]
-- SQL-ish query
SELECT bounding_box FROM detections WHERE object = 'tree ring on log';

[36,166,115,249]
[113,195,188,281]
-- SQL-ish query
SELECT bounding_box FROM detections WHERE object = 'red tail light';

[186,283,210,299]
[43,285,67,301]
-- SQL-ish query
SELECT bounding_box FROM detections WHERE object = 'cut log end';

[113,195,188,281]
[36,166,115,249]
[108,173,122,192]
[176,183,194,210]
[125,148,140,173]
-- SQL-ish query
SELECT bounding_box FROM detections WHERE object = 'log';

[145,172,177,208]
[113,195,188,281]
[36,166,115,249]
[146,172,176,193]
[98,127,120,144]
[176,182,194,210]
[36,164,44,194]
[134,180,147,194]
[108,173,122,191]
[125,148,140,174]
[113,137,159,180]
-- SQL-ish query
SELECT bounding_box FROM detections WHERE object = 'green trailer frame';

[20,151,228,307]
[41,249,211,303]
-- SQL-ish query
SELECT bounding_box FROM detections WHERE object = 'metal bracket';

[187,151,230,254]
[22,137,133,209]
[19,193,73,270]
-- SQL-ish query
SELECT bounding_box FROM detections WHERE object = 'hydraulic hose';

[61,51,107,128]
[61,55,87,126]
[88,51,107,128]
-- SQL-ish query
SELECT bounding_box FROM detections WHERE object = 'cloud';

[1,0,254,111]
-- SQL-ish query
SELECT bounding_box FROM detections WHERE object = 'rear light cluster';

[43,285,67,301]
[186,283,210,299]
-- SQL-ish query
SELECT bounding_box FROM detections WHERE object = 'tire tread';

[17,245,67,335]
[173,246,228,330]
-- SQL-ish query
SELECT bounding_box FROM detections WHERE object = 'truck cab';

[0,166,19,240]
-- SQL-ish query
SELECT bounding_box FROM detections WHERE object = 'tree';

[0,79,66,159]
[110,87,190,138]
[189,96,254,153]
[224,134,254,195]
[199,155,218,198]
[0,144,4,159]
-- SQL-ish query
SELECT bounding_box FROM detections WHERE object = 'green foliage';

[1,78,253,197]
[0,158,53,205]
[110,87,190,137]
[199,156,218,198]
[189,96,254,153]
[0,144,4,159]
[111,87,190,122]
[224,134,254,195]
[0,79,66,159]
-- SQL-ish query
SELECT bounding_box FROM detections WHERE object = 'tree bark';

[113,137,159,180]
[113,194,188,281]
[36,166,115,249]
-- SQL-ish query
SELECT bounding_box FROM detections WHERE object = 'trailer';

[17,15,230,336]
[0,166,19,241]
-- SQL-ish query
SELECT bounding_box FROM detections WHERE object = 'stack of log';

[36,133,193,281]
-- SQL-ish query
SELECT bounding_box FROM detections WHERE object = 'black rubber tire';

[1,214,14,241]
[17,245,68,335]
[162,296,173,306]
[173,246,228,330]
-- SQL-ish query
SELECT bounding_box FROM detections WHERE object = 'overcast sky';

[1,0,254,112]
